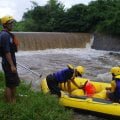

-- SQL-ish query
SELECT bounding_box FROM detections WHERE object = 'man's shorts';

[108,92,120,103]
[2,63,20,88]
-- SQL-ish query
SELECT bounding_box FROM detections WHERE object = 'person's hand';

[11,65,17,73]
[106,87,111,91]
[78,84,84,89]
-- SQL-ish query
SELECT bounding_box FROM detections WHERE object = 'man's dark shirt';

[0,30,16,65]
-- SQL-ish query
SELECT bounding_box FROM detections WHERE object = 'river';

[1,48,117,120]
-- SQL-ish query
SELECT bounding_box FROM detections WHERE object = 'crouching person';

[46,64,85,97]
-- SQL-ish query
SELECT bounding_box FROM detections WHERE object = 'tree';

[22,0,65,31]
[15,0,120,36]
[62,4,90,32]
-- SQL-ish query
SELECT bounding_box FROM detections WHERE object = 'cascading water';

[14,32,92,50]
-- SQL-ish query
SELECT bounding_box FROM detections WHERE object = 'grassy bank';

[0,72,73,120]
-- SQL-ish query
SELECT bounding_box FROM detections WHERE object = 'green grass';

[0,72,73,120]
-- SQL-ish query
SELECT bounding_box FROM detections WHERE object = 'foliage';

[13,0,120,35]
[0,72,73,120]
[0,25,3,31]
[22,0,65,32]
[63,4,90,32]
[14,21,26,31]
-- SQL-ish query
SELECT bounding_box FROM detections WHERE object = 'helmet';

[110,67,120,76]
[1,15,15,25]
[75,66,85,75]
[67,64,74,70]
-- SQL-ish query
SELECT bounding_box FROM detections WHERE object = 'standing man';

[0,15,20,103]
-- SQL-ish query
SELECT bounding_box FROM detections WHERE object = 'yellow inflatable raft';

[40,77,120,117]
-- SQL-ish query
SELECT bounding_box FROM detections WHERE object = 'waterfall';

[14,32,92,51]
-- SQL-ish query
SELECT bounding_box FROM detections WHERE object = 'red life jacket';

[84,80,96,97]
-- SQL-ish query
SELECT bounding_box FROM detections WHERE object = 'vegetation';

[0,72,73,120]
[13,0,120,36]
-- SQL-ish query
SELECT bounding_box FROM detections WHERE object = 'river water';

[0,48,120,120]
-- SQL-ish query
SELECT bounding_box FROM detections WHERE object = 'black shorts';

[108,92,120,103]
[46,74,61,97]
[2,63,20,88]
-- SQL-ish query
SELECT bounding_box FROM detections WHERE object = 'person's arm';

[67,80,72,94]
[106,87,112,90]
[2,33,16,73]
[111,80,116,92]
[70,78,84,89]
[5,52,16,73]
[106,80,116,92]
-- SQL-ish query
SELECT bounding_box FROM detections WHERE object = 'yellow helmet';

[67,64,74,70]
[1,15,15,25]
[75,66,85,75]
[110,67,120,76]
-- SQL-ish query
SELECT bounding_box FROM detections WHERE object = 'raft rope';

[0,60,42,78]
[17,62,42,78]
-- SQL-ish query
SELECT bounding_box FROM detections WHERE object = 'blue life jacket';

[0,30,17,65]
[114,75,120,98]
[0,32,3,57]
[53,68,74,83]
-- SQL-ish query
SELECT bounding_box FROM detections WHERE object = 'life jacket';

[0,31,3,57]
[84,80,96,97]
[0,49,2,57]
[3,30,19,48]
[114,75,120,98]
[53,68,74,83]
[0,30,19,57]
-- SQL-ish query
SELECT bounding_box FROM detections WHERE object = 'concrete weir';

[14,32,92,51]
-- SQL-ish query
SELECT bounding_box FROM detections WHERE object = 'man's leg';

[11,87,16,103]
[46,75,61,97]
[4,87,12,103]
